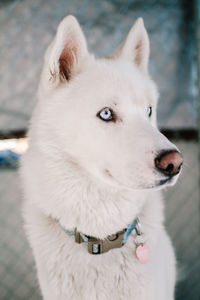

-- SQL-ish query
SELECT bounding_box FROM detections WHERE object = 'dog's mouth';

[158,178,171,185]
[155,175,179,188]
[103,168,180,190]
[104,169,169,190]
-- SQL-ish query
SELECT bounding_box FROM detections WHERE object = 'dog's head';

[36,15,183,190]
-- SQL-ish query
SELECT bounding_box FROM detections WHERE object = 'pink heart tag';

[136,244,150,264]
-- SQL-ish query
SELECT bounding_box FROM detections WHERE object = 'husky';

[20,16,183,300]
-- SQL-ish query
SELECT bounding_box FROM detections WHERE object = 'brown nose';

[155,150,183,177]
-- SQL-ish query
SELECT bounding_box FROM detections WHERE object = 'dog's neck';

[29,147,164,239]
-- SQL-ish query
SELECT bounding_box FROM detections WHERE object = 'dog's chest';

[37,226,156,300]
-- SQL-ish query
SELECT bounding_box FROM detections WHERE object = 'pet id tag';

[134,218,150,264]
[136,244,150,264]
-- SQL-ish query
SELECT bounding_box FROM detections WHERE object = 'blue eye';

[98,108,113,121]
[147,106,152,117]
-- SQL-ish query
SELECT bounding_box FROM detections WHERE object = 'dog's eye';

[97,108,113,121]
[147,106,152,118]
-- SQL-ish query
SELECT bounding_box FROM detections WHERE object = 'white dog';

[20,16,183,300]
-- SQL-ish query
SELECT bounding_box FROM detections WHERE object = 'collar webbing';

[60,219,139,255]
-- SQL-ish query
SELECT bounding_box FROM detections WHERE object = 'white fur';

[20,16,180,300]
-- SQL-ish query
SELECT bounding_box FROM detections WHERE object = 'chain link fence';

[0,0,197,130]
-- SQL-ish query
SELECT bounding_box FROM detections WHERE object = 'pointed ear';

[115,18,150,74]
[45,15,88,86]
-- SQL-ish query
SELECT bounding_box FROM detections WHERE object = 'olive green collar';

[60,218,140,255]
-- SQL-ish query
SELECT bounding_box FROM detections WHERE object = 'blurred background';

[0,0,199,299]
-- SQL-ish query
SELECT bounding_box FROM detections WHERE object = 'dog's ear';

[45,15,88,86]
[114,18,149,74]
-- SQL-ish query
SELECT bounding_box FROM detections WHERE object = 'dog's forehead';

[76,59,157,106]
